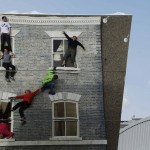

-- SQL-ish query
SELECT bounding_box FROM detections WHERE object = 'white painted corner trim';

[11,29,20,37]
[49,92,81,102]
[0,15,101,25]
[0,140,107,146]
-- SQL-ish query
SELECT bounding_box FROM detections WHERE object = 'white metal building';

[118,116,150,150]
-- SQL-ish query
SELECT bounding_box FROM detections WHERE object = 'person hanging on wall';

[61,31,86,68]
[41,67,58,95]
[9,89,41,125]
[0,16,12,53]
[0,48,16,82]
[0,102,14,139]
[0,123,14,139]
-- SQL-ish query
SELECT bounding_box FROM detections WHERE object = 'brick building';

[0,14,132,150]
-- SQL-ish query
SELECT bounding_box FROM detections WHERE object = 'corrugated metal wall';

[118,117,150,150]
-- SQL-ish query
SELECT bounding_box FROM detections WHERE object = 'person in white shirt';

[0,16,12,53]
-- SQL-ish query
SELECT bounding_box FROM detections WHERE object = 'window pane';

[64,40,68,52]
[66,121,77,136]
[0,102,11,119]
[53,40,63,53]
[54,121,65,136]
[53,54,63,67]
[54,102,64,117]
[66,102,77,117]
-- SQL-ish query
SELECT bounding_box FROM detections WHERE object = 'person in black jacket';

[61,32,85,67]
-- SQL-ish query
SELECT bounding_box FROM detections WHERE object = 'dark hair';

[2,16,7,20]
[25,89,31,93]
[53,75,58,80]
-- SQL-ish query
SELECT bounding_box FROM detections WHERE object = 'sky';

[0,0,150,120]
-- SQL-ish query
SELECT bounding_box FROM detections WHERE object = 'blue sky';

[0,0,150,120]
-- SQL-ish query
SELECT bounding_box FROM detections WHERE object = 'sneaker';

[6,78,11,82]
[21,120,26,125]
[49,91,56,95]
[20,117,26,121]
[10,77,15,81]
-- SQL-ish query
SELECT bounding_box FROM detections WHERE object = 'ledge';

[49,137,82,141]
[49,67,80,74]
[0,140,107,146]
[0,138,15,142]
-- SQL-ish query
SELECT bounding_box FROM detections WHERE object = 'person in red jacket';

[0,123,14,139]
[10,89,40,124]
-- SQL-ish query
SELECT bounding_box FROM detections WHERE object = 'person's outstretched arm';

[31,89,41,96]
[63,32,71,40]
[77,41,85,50]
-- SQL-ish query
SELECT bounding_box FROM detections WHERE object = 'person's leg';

[19,102,30,119]
[46,82,56,95]
[5,35,12,52]
[9,63,16,78]
[1,34,5,52]
[61,49,71,66]
[2,63,10,79]
[12,101,23,111]
[71,49,77,67]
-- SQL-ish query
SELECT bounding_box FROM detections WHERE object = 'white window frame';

[0,36,15,68]
[52,100,79,138]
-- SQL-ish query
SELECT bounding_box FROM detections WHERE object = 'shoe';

[6,78,11,82]
[20,117,26,121]
[21,120,26,125]
[61,64,66,67]
[10,77,15,81]
[49,91,56,95]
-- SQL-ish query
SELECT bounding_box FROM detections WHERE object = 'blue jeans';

[42,82,56,95]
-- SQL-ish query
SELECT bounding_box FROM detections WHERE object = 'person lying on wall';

[0,102,14,139]
[0,48,16,82]
[61,31,86,68]
[0,123,14,139]
[9,89,41,125]
[41,67,58,95]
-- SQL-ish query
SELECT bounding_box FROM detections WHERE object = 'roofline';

[120,116,150,134]
[0,13,132,17]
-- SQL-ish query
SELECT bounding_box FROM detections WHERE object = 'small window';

[0,37,14,67]
[0,100,13,139]
[52,38,76,68]
[53,101,79,137]
[52,38,68,67]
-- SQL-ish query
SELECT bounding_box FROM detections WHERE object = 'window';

[52,101,79,137]
[52,38,68,67]
[0,37,14,67]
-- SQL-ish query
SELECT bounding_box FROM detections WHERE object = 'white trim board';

[0,140,107,146]
[0,15,101,25]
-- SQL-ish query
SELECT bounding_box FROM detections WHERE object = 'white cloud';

[123,88,129,107]
[3,10,44,14]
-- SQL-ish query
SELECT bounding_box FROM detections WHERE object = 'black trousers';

[1,33,12,52]
[12,101,30,118]
[2,62,16,79]
[62,48,77,64]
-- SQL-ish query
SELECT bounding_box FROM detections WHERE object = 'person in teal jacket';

[41,67,58,95]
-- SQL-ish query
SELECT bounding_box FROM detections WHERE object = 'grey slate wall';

[0,18,106,142]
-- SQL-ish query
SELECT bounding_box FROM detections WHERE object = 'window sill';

[0,138,15,142]
[49,67,80,74]
[49,137,82,141]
